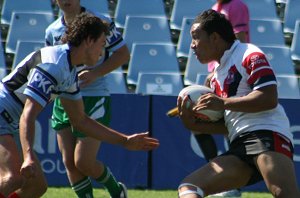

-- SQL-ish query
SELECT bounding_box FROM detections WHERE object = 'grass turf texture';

[41,187,273,198]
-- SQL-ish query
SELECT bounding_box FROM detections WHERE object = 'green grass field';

[41,187,273,198]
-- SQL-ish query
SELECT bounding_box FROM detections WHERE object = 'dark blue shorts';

[221,130,294,185]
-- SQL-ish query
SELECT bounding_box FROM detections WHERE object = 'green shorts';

[51,96,111,138]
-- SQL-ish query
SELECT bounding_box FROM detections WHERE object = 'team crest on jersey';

[28,69,55,100]
[225,67,237,85]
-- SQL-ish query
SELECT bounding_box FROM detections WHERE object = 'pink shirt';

[212,0,250,42]
[208,0,250,72]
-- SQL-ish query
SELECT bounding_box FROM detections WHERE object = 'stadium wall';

[35,94,300,191]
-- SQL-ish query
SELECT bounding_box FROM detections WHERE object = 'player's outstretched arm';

[124,132,159,151]
[19,97,44,178]
[60,97,159,151]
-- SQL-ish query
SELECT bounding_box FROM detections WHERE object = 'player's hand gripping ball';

[178,85,223,122]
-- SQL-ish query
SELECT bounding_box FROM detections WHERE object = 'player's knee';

[62,155,76,172]
[74,159,92,175]
[4,172,24,191]
[22,175,47,197]
[35,181,48,197]
[270,185,299,198]
[178,183,204,198]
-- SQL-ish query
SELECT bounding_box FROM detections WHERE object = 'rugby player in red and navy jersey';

[177,9,300,198]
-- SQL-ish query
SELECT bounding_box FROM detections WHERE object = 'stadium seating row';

[0,0,299,98]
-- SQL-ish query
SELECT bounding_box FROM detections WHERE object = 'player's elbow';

[263,95,278,110]
[268,98,278,109]
[257,85,278,110]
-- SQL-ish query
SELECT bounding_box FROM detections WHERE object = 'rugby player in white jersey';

[0,13,159,198]
[177,9,300,198]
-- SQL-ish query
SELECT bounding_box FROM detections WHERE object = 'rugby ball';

[178,85,223,122]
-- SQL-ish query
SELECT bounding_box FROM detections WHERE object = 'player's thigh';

[56,127,76,161]
[256,151,299,195]
[75,137,101,162]
[0,134,22,174]
[182,155,253,194]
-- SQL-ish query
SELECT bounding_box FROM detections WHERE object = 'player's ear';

[83,36,93,47]
[209,32,220,42]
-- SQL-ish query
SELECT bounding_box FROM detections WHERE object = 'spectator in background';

[193,1,249,196]
[212,0,250,43]
[45,0,131,197]
[0,13,159,198]
[178,9,300,198]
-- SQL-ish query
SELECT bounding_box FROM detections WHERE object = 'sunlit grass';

[41,187,273,198]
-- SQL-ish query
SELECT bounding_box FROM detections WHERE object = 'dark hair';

[193,9,236,43]
[61,12,109,47]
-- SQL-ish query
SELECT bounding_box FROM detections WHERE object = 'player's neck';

[69,46,84,66]
[215,41,233,63]
[63,7,81,26]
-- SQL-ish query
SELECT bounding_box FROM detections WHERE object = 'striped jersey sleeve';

[242,51,277,90]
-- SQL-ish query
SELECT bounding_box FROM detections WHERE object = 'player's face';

[190,23,215,64]
[56,0,80,13]
[85,33,106,66]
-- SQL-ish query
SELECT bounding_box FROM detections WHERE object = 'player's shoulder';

[229,42,264,69]
[46,16,64,33]
[40,44,70,67]
[240,43,269,69]
[242,43,265,59]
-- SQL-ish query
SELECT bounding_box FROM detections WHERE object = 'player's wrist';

[119,135,129,148]
[222,98,230,110]
[23,149,35,160]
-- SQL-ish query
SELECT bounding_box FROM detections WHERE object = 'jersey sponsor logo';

[242,52,270,74]
[106,23,121,45]
[28,69,55,99]
[250,55,268,68]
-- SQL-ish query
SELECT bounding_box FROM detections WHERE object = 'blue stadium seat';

[276,75,300,98]
[249,19,286,47]
[1,0,53,25]
[105,72,128,94]
[243,0,278,20]
[0,41,6,71]
[81,0,109,17]
[184,49,209,85]
[5,12,54,54]
[123,16,173,52]
[170,0,214,30]
[127,43,180,85]
[177,17,194,57]
[259,46,296,75]
[135,73,183,96]
[195,74,208,85]
[0,68,7,80]
[291,20,300,62]
[12,40,44,68]
[114,0,166,29]
[283,0,300,37]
